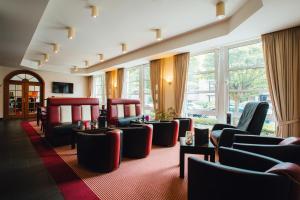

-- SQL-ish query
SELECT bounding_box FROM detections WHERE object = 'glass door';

[8,83,24,118]
[26,83,41,118]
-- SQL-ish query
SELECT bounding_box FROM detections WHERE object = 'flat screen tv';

[52,82,74,94]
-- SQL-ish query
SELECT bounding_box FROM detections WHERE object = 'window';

[184,52,218,126]
[228,42,275,135]
[183,40,275,135]
[143,66,154,119]
[124,64,155,119]
[94,74,105,106]
[125,67,140,99]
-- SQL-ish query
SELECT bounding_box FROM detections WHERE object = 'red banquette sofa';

[45,98,100,146]
[107,98,142,126]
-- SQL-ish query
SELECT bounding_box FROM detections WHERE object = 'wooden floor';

[0,119,63,200]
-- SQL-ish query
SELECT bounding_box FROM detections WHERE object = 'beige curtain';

[150,59,164,118]
[105,71,113,99]
[87,76,93,97]
[117,68,124,98]
[173,53,190,117]
[262,26,300,137]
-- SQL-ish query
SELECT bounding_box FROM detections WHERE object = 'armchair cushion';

[279,137,300,145]
[212,123,236,131]
[211,128,249,147]
[234,134,284,144]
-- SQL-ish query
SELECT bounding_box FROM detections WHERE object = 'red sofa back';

[107,98,142,125]
[47,98,99,124]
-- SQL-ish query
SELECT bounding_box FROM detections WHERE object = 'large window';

[94,74,105,106]
[228,42,275,135]
[184,40,275,135]
[184,52,218,126]
[125,64,155,118]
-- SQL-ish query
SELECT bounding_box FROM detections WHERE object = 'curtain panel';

[150,59,164,118]
[173,53,190,117]
[262,26,300,137]
[87,76,93,97]
[105,71,113,99]
[117,68,124,98]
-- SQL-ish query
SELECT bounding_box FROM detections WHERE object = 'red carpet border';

[20,121,99,200]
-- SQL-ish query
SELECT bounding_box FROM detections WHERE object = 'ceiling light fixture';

[91,5,99,18]
[53,43,59,53]
[67,27,75,39]
[98,54,104,62]
[74,66,78,72]
[216,1,225,20]
[121,43,127,54]
[155,29,162,41]
[44,53,49,62]
[37,60,42,66]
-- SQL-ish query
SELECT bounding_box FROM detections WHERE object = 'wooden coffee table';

[179,137,215,178]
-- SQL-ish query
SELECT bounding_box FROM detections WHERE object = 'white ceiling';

[1,0,300,75]
[21,0,247,73]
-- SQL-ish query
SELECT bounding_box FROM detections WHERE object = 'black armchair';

[188,147,300,200]
[233,135,300,164]
[210,101,269,147]
[174,118,193,140]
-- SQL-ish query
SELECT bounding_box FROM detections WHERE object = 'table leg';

[204,154,209,161]
[210,152,215,162]
[180,149,184,178]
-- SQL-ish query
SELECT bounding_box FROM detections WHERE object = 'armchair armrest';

[218,128,250,147]
[219,147,281,172]
[233,143,300,164]
[212,123,236,131]
[234,134,284,144]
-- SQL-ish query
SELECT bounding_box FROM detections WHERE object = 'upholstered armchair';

[146,120,179,147]
[233,135,300,165]
[174,118,193,140]
[77,129,122,173]
[188,147,300,200]
[210,102,269,147]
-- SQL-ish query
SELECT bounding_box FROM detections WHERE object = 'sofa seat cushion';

[211,130,222,146]
[279,137,300,145]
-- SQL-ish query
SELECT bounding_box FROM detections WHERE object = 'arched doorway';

[4,70,45,119]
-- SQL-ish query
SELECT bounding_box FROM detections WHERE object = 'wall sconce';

[165,76,172,85]
[113,81,117,88]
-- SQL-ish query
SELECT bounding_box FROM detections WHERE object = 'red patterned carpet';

[22,121,202,200]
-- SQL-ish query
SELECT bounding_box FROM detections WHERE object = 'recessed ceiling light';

[98,54,104,62]
[216,1,225,20]
[121,43,127,54]
[155,29,162,41]
[44,53,49,62]
[53,43,59,53]
[67,27,75,39]
[91,5,99,18]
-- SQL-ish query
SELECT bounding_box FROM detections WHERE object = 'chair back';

[237,102,269,135]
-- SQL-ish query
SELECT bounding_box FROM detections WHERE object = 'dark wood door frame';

[3,70,45,120]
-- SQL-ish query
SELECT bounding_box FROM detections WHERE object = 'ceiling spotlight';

[74,66,78,72]
[53,43,59,53]
[91,5,99,18]
[44,53,49,62]
[37,60,43,66]
[121,43,127,54]
[98,54,104,62]
[85,60,89,67]
[67,27,75,39]
[155,29,162,41]
[216,1,225,20]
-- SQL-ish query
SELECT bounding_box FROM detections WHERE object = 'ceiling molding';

[73,0,263,75]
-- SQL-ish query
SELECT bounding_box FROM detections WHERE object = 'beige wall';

[0,66,89,118]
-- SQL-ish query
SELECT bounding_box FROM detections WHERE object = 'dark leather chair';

[174,118,193,141]
[188,147,300,200]
[120,124,153,158]
[77,129,122,173]
[146,120,179,147]
[233,135,300,165]
[210,102,269,147]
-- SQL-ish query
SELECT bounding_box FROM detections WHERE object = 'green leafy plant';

[156,107,176,121]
